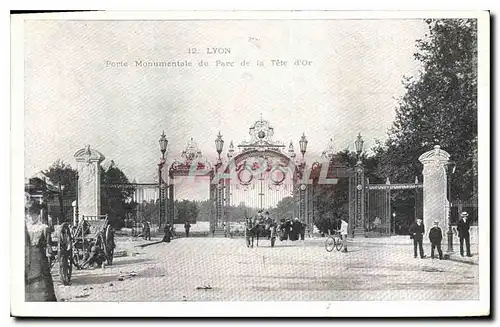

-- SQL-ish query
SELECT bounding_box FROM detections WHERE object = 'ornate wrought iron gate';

[364,177,423,236]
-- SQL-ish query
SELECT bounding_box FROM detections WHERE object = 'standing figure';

[284,218,291,240]
[300,220,306,241]
[143,221,151,241]
[428,221,443,260]
[162,223,172,243]
[457,212,472,257]
[339,218,349,252]
[25,213,57,301]
[409,218,426,259]
[264,211,273,228]
[291,217,301,241]
[184,220,191,238]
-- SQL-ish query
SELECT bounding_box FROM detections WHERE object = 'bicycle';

[325,230,343,252]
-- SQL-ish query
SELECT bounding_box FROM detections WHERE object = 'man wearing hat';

[428,221,443,260]
[409,218,426,259]
[457,212,472,257]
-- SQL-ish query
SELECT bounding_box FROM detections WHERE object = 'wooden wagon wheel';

[72,236,91,270]
[57,223,73,285]
[104,225,115,265]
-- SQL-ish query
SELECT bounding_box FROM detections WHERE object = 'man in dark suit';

[409,218,426,259]
[184,220,191,238]
[428,221,443,260]
[457,211,472,257]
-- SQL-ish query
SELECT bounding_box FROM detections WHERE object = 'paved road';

[54,237,479,302]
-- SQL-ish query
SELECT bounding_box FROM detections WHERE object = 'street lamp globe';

[159,131,168,157]
[215,131,224,156]
[355,133,364,156]
[299,133,308,157]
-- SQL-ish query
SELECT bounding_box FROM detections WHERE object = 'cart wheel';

[325,236,335,252]
[72,239,90,270]
[58,223,73,284]
[271,237,276,247]
[105,225,115,265]
[59,253,72,285]
[335,236,343,251]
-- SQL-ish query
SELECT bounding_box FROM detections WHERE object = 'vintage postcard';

[11,11,490,317]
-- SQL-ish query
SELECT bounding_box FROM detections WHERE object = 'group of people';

[142,220,192,242]
[409,211,473,259]
[278,217,306,241]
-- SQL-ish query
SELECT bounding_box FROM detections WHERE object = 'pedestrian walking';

[428,220,443,260]
[143,221,151,241]
[184,220,191,238]
[457,212,472,257]
[409,218,426,259]
[25,213,57,301]
[339,218,349,252]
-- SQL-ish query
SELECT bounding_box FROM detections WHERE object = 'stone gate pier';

[419,145,450,239]
[74,145,105,223]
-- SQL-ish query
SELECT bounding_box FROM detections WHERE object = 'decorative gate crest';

[238,118,286,152]
[170,138,212,172]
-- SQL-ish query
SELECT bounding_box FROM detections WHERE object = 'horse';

[245,218,278,247]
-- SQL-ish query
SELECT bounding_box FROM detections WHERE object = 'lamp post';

[215,132,224,229]
[354,133,365,237]
[59,184,66,224]
[446,161,456,253]
[298,133,308,230]
[158,132,168,228]
[392,212,396,236]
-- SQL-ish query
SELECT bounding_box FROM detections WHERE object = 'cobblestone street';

[54,237,479,302]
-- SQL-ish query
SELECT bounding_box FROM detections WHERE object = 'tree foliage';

[174,199,199,223]
[42,160,78,194]
[376,19,477,202]
[100,161,136,229]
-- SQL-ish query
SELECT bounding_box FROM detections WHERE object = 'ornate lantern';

[159,131,168,159]
[215,131,224,162]
[299,133,308,158]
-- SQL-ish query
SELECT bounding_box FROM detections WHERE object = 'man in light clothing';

[339,218,349,252]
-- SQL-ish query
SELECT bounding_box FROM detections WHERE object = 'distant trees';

[375,19,477,201]
[100,161,136,229]
[42,160,78,223]
[174,199,199,224]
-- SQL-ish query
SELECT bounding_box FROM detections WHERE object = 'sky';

[23,19,428,201]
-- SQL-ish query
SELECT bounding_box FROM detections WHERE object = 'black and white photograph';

[10,10,490,317]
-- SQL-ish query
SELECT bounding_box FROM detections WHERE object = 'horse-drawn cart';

[245,219,277,248]
[50,214,115,285]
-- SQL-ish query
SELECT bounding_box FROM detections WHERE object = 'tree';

[274,196,295,220]
[100,161,135,229]
[311,149,382,234]
[377,19,477,202]
[174,199,199,223]
[42,160,78,222]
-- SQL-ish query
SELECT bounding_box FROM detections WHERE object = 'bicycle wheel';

[335,236,343,251]
[325,237,335,252]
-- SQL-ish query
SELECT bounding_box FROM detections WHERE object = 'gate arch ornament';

[215,118,308,233]
[168,138,214,227]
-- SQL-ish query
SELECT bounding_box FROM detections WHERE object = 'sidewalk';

[342,235,479,265]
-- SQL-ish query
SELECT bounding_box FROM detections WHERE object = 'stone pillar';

[353,161,366,237]
[72,200,77,225]
[74,145,105,218]
[418,145,450,240]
